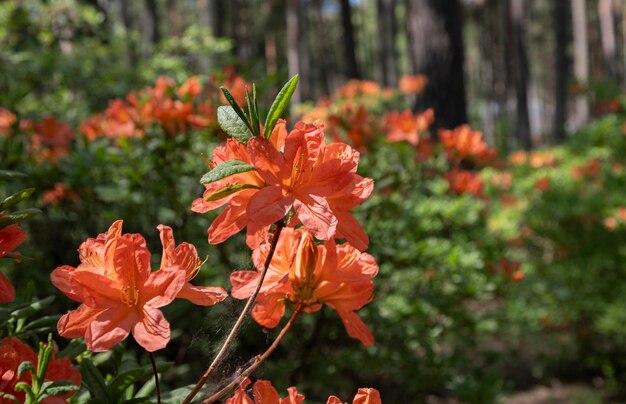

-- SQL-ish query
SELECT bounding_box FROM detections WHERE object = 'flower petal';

[0,272,15,303]
[132,307,171,352]
[293,194,337,240]
[252,380,280,404]
[142,268,186,308]
[334,307,374,347]
[248,186,294,228]
[251,293,286,329]
[177,284,228,306]
[85,307,137,352]
[58,305,105,339]
[353,388,382,404]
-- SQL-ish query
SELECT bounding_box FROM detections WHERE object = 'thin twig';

[149,351,161,404]
[183,220,285,404]
[203,305,303,403]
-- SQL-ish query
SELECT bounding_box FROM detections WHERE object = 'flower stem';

[149,352,161,404]
[183,220,285,404]
[203,305,303,403]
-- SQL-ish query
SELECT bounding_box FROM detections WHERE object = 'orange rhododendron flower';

[385,109,434,146]
[0,219,26,303]
[399,74,428,94]
[444,169,484,198]
[0,336,80,403]
[227,379,305,404]
[51,220,226,352]
[231,228,377,346]
[42,182,79,205]
[247,121,366,243]
[0,108,17,136]
[30,116,73,162]
[327,387,382,404]
[439,124,496,165]
[193,121,373,250]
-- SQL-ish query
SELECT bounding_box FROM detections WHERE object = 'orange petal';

[353,388,381,404]
[248,186,294,228]
[208,204,248,245]
[326,397,343,404]
[177,284,228,306]
[85,307,137,352]
[142,268,186,308]
[58,305,104,339]
[132,307,170,352]
[293,194,337,240]
[251,294,286,329]
[230,271,259,299]
[252,380,280,404]
[0,273,15,303]
[335,308,374,347]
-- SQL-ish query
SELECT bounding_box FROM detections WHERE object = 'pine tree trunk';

[511,0,532,150]
[287,0,301,103]
[599,0,620,82]
[572,0,589,129]
[144,0,161,44]
[554,0,569,143]
[340,0,361,79]
[376,0,398,86]
[405,0,467,130]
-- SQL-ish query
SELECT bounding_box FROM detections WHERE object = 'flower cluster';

[226,379,381,404]
[193,120,373,251]
[231,227,377,346]
[51,220,227,352]
[0,336,80,403]
[385,108,434,146]
[0,217,26,303]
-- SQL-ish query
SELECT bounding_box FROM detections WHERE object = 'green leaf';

[217,106,254,144]
[79,359,108,400]
[205,184,260,202]
[264,74,299,139]
[17,361,35,378]
[10,296,55,320]
[120,398,152,404]
[160,386,196,404]
[39,380,79,397]
[0,208,42,229]
[0,170,27,180]
[220,86,254,134]
[22,315,61,331]
[58,339,86,359]
[0,188,35,212]
[200,160,255,184]
[108,369,149,402]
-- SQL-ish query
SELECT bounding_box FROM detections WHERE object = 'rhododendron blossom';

[0,336,81,403]
[51,220,226,352]
[327,387,382,404]
[194,120,373,250]
[231,228,377,346]
[439,124,496,165]
[0,219,26,303]
[444,169,484,198]
[30,116,74,162]
[385,108,434,146]
[0,107,16,136]
[226,379,305,404]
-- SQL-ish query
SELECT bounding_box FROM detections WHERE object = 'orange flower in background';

[219,66,250,106]
[231,228,378,346]
[508,150,527,166]
[227,379,305,404]
[42,182,79,205]
[385,109,434,146]
[0,336,81,403]
[246,121,365,243]
[30,116,73,162]
[570,158,602,180]
[534,176,551,192]
[327,387,382,404]
[0,108,16,136]
[439,124,496,165]
[399,74,428,94]
[192,120,287,248]
[489,171,513,190]
[0,219,26,303]
[51,220,224,352]
[528,150,556,168]
[444,169,484,198]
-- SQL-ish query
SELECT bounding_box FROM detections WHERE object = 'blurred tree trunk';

[554,0,569,143]
[510,0,532,150]
[287,0,301,103]
[598,0,620,82]
[313,0,337,95]
[232,0,252,61]
[120,0,139,66]
[166,0,181,37]
[340,0,361,79]
[376,0,398,86]
[405,0,467,130]
[144,0,161,44]
[197,0,217,34]
[572,0,589,129]
[298,1,311,99]
[263,0,278,75]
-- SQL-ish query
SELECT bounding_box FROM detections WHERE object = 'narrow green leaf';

[58,339,87,359]
[0,170,27,180]
[264,74,299,139]
[39,380,79,397]
[252,84,261,135]
[79,359,108,399]
[246,85,260,136]
[0,208,42,229]
[21,315,61,331]
[17,361,34,378]
[200,160,255,184]
[205,184,260,202]
[217,106,254,144]
[10,296,55,319]
[220,87,253,132]
[0,188,35,212]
